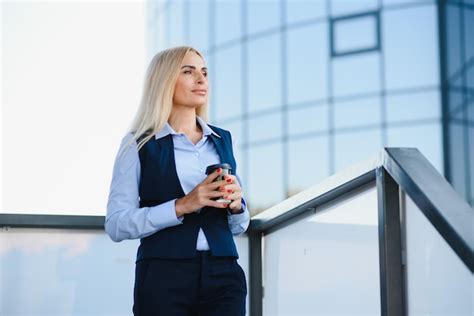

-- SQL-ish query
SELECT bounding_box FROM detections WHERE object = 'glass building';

[146,0,473,213]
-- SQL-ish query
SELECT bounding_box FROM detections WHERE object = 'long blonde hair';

[120,46,209,158]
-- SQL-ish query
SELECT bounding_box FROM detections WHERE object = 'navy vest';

[135,124,239,261]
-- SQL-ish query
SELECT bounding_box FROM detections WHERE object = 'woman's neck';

[168,107,201,135]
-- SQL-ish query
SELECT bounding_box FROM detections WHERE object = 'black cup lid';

[205,163,232,175]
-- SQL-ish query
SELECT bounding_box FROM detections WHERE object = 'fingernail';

[227,189,232,193]
[217,168,222,173]
[226,179,232,183]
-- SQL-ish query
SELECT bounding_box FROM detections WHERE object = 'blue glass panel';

[248,142,285,209]
[334,128,382,172]
[387,123,443,174]
[248,111,283,143]
[247,0,281,34]
[382,0,433,6]
[334,97,381,129]
[448,89,465,120]
[248,34,282,112]
[188,0,210,52]
[383,5,439,90]
[448,122,468,198]
[287,22,328,105]
[386,91,441,123]
[334,14,377,54]
[469,125,474,201]
[286,0,326,24]
[333,52,380,97]
[0,229,138,315]
[167,2,185,47]
[446,4,462,79]
[214,45,242,121]
[330,0,377,16]
[288,104,329,136]
[215,0,241,45]
[288,136,330,195]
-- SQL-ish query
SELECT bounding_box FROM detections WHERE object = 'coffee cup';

[205,163,232,204]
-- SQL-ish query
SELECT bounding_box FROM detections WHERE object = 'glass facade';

[147,0,473,212]
[441,0,474,206]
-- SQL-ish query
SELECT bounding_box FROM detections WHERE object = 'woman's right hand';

[175,168,229,217]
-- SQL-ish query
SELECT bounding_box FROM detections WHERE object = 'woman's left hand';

[219,174,243,213]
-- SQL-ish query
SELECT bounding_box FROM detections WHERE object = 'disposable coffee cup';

[205,163,232,204]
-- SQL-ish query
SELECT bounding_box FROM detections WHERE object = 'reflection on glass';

[248,111,283,143]
[330,0,377,16]
[188,1,210,52]
[288,136,330,195]
[447,122,468,199]
[334,97,381,129]
[383,5,439,90]
[404,193,473,315]
[333,14,377,55]
[387,123,443,174]
[248,142,285,210]
[0,229,138,315]
[214,45,242,121]
[263,185,380,315]
[247,0,280,34]
[334,128,381,172]
[287,22,328,105]
[248,34,282,112]
[332,52,380,97]
[386,91,441,123]
[288,104,329,136]
[286,0,326,24]
[446,4,462,79]
[215,1,241,45]
[167,2,185,48]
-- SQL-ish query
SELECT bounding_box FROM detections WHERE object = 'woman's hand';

[175,168,229,217]
[220,174,243,213]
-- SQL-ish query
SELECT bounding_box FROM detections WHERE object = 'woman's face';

[173,51,208,109]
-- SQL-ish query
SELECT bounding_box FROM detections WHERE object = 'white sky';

[1,1,146,215]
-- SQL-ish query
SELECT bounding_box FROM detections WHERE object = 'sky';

[1,0,146,215]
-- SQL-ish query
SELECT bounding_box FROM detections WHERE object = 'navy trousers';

[133,251,247,316]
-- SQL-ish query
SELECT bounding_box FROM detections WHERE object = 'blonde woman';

[105,46,249,316]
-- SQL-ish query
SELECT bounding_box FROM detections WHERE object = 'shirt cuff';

[149,198,184,229]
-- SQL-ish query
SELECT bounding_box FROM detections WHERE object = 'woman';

[105,46,249,316]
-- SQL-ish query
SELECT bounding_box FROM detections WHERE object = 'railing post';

[248,229,263,316]
[376,166,406,315]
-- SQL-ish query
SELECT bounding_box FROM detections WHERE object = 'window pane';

[387,123,443,174]
[215,0,241,45]
[1,229,138,315]
[214,45,242,121]
[383,5,439,90]
[446,4,462,79]
[386,90,441,123]
[464,6,474,62]
[288,104,329,136]
[469,125,474,202]
[287,22,328,105]
[448,89,465,120]
[447,122,468,199]
[248,34,282,112]
[188,0,210,52]
[383,0,432,5]
[333,13,378,54]
[330,0,377,16]
[333,52,380,97]
[248,142,285,210]
[334,128,382,172]
[288,136,330,195]
[248,112,283,143]
[167,2,185,47]
[247,0,280,34]
[286,0,326,24]
[334,97,381,129]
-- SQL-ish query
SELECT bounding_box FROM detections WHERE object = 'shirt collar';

[154,115,221,140]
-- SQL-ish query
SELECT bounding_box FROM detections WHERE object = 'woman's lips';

[192,90,207,95]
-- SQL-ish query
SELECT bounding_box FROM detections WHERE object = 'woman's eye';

[203,72,208,77]
[184,70,191,74]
